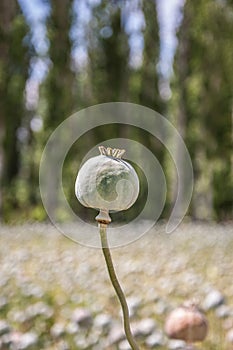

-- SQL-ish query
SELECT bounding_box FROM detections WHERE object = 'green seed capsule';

[75,146,139,213]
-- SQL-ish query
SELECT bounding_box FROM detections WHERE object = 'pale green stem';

[99,225,140,350]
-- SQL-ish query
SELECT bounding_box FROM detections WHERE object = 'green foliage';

[138,0,162,111]
[0,0,232,222]
[171,0,233,220]
[43,0,75,130]
[0,1,31,218]
[2,12,30,184]
[87,0,130,103]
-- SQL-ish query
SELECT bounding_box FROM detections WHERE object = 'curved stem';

[99,225,140,350]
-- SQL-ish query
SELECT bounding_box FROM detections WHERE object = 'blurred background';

[0,2,233,349]
[0,0,232,224]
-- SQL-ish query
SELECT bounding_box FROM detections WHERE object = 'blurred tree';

[40,0,75,218]
[128,0,165,214]
[172,0,233,220]
[139,0,162,112]
[0,0,30,219]
[43,0,75,130]
[138,0,165,164]
[88,0,129,104]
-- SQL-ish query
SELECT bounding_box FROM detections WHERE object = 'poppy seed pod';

[75,146,139,223]
[165,301,208,343]
[74,146,141,350]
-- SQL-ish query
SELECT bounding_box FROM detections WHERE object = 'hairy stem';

[99,224,140,350]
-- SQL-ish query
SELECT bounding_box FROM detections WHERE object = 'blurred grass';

[0,222,233,349]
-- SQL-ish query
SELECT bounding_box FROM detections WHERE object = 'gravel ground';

[0,221,233,350]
